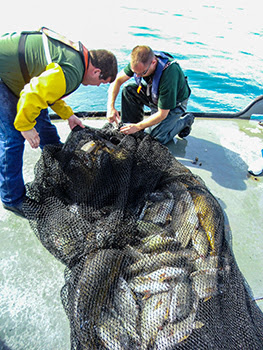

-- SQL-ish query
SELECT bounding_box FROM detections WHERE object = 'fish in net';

[23,124,263,349]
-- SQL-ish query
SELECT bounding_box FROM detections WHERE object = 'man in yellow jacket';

[0,28,117,217]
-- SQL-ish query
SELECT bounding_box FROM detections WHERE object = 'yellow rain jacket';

[0,30,85,131]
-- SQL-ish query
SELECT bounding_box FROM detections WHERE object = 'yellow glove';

[14,62,73,131]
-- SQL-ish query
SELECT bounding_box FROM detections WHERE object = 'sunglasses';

[136,60,152,77]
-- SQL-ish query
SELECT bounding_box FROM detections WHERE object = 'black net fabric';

[23,124,263,350]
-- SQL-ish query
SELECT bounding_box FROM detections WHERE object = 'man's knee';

[122,83,138,100]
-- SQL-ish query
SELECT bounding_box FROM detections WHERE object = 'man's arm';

[107,70,130,124]
[21,129,40,149]
[120,108,170,134]
[21,114,84,150]
[15,63,84,149]
[14,63,66,132]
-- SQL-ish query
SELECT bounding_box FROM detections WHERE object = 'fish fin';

[194,321,205,329]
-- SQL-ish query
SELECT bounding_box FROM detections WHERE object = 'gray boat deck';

[0,117,262,350]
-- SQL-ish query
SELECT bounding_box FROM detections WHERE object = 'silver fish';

[125,244,145,261]
[191,268,218,300]
[192,226,209,258]
[139,198,175,225]
[140,293,170,349]
[97,309,131,350]
[144,266,187,284]
[73,249,126,349]
[153,300,203,349]
[193,254,219,271]
[147,190,173,202]
[139,234,178,253]
[136,220,170,238]
[169,279,193,322]
[129,276,171,296]
[113,277,140,345]
[127,249,198,276]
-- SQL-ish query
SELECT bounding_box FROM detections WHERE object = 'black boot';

[3,201,25,218]
[178,113,195,138]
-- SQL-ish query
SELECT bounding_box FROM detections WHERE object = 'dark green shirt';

[124,59,190,110]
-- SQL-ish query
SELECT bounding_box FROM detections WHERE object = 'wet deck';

[0,117,262,349]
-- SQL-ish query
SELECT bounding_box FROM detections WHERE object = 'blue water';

[60,0,263,115]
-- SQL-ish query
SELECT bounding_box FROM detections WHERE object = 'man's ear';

[93,68,101,76]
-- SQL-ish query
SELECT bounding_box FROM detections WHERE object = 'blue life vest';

[134,51,175,104]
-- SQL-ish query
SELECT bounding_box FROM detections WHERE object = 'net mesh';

[23,124,263,350]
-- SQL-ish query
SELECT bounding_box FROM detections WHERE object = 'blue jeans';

[121,83,189,144]
[144,101,189,144]
[0,81,61,206]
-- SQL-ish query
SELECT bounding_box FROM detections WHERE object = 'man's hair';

[130,46,154,66]
[89,50,118,83]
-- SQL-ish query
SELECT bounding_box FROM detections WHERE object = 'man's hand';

[68,114,85,130]
[21,128,40,149]
[106,108,120,125]
[106,71,130,125]
[120,123,141,135]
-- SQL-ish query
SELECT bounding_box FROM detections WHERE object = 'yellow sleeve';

[14,62,72,131]
[50,99,74,120]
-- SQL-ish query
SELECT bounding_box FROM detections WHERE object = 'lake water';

[60,0,263,115]
[1,0,261,114]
